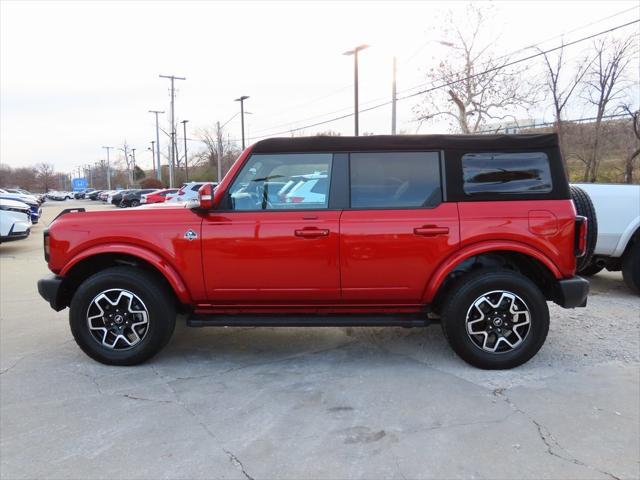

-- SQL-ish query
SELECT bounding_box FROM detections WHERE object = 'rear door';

[340,151,460,304]
[201,152,341,304]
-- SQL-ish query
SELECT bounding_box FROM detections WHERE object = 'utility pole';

[343,44,369,136]
[391,56,397,135]
[159,75,186,188]
[234,95,249,149]
[149,110,164,181]
[131,148,136,183]
[181,120,189,181]
[216,121,224,182]
[149,141,156,178]
[102,146,113,190]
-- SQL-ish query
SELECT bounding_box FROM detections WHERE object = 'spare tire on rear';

[570,185,598,273]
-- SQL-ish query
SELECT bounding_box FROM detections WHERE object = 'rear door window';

[349,152,441,208]
[462,152,552,195]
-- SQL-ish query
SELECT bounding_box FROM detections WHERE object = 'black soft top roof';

[251,133,558,153]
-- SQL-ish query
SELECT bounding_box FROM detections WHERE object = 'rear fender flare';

[60,243,192,304]
[422,241,563,303]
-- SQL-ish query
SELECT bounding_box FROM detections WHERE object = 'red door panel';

[340,203,460,303]
[202,211,341,304]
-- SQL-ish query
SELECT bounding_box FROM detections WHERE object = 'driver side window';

[227,153,333,210]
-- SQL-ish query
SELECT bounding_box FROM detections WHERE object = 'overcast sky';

[1,0,638,174]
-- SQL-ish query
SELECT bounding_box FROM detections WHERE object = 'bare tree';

[622,105,640,183]
[539,41,592,164]
[195,123,238,181]
[35,162,55,192]
[414,4,537,133]
[582,35,637,182]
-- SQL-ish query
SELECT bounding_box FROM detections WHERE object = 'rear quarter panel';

[457,200,577,277]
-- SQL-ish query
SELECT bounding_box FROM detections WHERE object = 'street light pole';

[149,141,156,178]
[149,110,164,182]
[343,44,369,136]
[159,75,186,188]
[181,120,189,181]
[234,95,250,149]
[391,56,397,135]
[102,146,113,190]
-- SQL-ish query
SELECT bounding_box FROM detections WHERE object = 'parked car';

[47,191,73,201]
[166,182,217,203]
[98,190,113,202]
[74,188,95,199]
[572,183,640,294]
[3,188,45,203]
[0,191,41,223]
[141,188,178,205]
[0,199,31,243]
[38,134,591,369]
[88,190,103,201]
[120,189,158,208]
[108,190,128,206]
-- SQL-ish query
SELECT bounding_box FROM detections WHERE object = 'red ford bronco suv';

[38,134,590,369]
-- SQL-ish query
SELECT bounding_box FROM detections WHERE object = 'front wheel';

[69,266,176,365]
[440,269,549,369]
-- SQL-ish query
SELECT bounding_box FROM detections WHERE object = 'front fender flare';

[422,240,563,303]
[60,243,192,304]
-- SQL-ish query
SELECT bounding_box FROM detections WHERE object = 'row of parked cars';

[0,188,44,243]
[82,182,215,208]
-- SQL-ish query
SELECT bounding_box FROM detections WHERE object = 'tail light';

[177,187,186,195]
[43,229,50,262]
[288,197,304,203]
[575,216,588,257]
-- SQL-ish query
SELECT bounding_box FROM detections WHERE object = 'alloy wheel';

[465,290,531,354]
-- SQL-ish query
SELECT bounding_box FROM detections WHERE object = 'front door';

[201,152,340,304]
[340,151,460,304]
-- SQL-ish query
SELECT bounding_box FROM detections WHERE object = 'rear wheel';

[622,242,640,295]
[131,199,140,207]
[570,186,598,272]
[69,266,176,365]
[440,269,549,369]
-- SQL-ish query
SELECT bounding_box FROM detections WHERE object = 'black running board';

[187,314,430,328]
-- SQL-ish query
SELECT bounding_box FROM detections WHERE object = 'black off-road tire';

[69,266,176,365]
[622,241,640,295]
[570,185,598,272]
[440,269,550,370]
[577,260,604,277]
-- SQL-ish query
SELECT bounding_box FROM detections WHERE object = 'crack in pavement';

[122,394,174,404]
[224,449,255,480]
[0,356,24,376]
[493,388,622,480]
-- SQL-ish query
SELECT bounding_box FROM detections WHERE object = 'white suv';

[0,199,32,243]
[166,182,216,203]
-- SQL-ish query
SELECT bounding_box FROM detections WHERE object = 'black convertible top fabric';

[251,133,558,153]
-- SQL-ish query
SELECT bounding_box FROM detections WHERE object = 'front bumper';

[555,276,589,308]
[37,275,67,311]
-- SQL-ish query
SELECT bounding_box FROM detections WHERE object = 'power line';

[246,18,639,141]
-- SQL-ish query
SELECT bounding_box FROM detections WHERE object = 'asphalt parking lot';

[1,200,638,480]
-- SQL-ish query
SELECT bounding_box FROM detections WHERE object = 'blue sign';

[72,178,88,192]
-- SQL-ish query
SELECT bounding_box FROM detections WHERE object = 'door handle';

[414,225,449,236]
[295,228,330,238]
